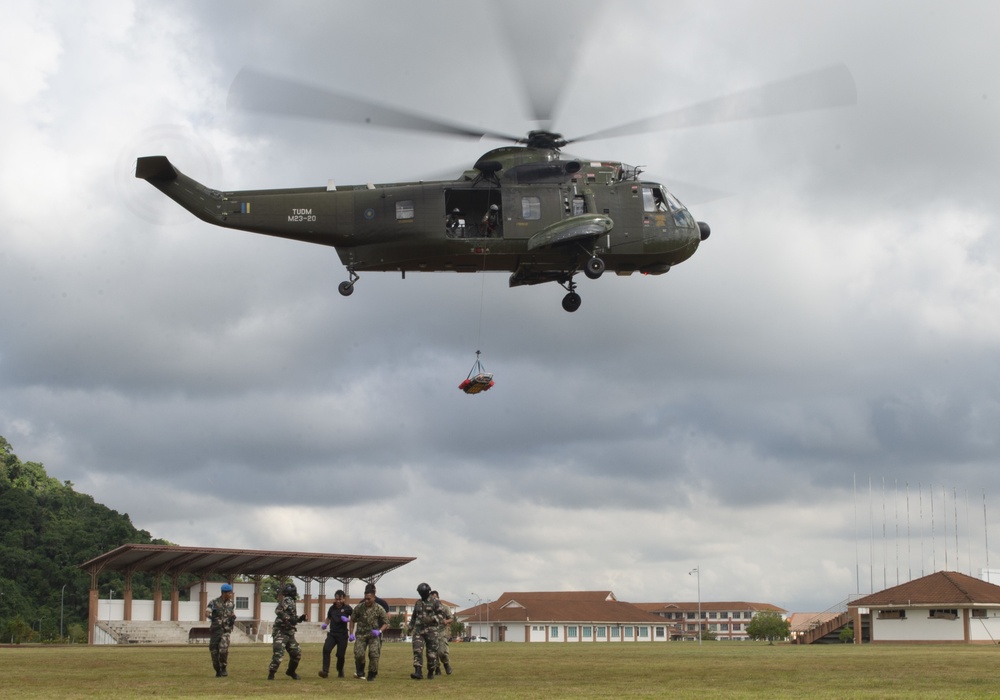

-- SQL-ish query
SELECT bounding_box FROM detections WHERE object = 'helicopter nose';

[698,221,711,241]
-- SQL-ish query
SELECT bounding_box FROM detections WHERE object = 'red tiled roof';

[635,601,787,614]
[456,591,663,624]
[850,571,1000,608]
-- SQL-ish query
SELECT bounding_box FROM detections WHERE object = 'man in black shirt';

[319,589,353,678]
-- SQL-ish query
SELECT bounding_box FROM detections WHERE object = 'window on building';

[638,626,649,638]
[582,626,592,638]
[655,626,665,638]
[686,612,695,619]
[928,609,958,620]
[395,200,414,219]
[235,597,248,610]
[567,626,578,638]
[709,612,718,619]
[550,626,560,637]
[596,626,607,638]
[624,626,634,638]
[972,609,988,618]
[877,610,906,620]
[610,626,620,638]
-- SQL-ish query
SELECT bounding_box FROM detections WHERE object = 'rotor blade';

[494,2,597,128]
[570,64,857,143]
[227,67,522,142]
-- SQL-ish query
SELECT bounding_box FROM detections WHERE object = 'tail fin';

[135,155,178,181]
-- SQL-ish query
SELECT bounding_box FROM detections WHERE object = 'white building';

[849,570,1000,644]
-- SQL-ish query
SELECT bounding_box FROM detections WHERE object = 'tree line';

[0,436,191,643]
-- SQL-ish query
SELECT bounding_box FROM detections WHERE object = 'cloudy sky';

[3,0,999,613]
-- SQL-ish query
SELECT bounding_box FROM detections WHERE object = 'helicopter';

[136,64,855,312]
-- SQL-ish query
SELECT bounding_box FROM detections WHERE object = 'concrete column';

[199,581,208,622]
[152,576,163,622]
[123,572,134,621]
[88,587,99,645]
[170,575,180,622]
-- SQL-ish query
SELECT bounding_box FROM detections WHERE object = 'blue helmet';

[221,583,233,592]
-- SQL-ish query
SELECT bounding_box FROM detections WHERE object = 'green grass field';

[2,641,1000,699]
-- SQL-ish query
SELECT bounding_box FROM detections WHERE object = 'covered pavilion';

[79,543,414,644]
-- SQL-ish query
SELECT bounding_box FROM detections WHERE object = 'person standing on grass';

[430,589,453,676]
[268,582,306,681]
[406,582,446,680]
[349,585,390,682]
[318,589,353,679]
[207,583,236,677]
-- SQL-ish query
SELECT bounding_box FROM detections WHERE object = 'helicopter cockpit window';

[643,187,670,213]
[395,200,414,220]
[521,196,541,220]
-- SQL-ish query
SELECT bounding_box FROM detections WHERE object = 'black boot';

[286,659,301,680]
[355,661,366,679]
[444,662,452,675]
[337,658,345,677]
[367,671,377,682]
[410,665,423,680]
[267,670,275,680]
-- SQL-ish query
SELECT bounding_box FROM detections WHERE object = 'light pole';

[60,584,67,641]
[471,592,491,641]
[689,567,701,645]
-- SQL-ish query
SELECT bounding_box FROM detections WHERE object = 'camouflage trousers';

[269,630,301,673]
[411,629,439,670]
[437,631,450,667]
[209,631,231,671]
[353,634,382,675]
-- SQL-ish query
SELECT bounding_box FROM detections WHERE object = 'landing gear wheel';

[562,292,582,313]
[338,269,360,297]
[584,256,605,280]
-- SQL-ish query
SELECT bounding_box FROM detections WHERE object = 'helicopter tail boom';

[135,155,229,227]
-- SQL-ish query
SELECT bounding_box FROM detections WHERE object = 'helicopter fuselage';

[137,145,709,311]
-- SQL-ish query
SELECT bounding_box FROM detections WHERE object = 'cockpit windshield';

[643,185,695,227]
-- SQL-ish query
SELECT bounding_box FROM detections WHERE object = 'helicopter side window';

[521,196,541,220]
[395,200,414,220]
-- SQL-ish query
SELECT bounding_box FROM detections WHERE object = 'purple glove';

[341,616,350,623]
[321,623,328,630]
[349,633,355,642]
[371,629,381,637]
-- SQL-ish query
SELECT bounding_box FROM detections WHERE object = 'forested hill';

[0,436,169,642]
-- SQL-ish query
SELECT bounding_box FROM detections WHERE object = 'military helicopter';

[137,64,854,312]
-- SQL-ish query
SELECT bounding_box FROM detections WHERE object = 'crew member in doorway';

[481,204,500,237]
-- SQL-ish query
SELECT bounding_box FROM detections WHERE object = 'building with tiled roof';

[848,571,1000,644]
[635,601,787,641]
[457,591,676,643]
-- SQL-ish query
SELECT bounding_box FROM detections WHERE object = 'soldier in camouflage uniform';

[430,589,453,676]
[407,582,445,680]
[207,583,237,677]
[268,582,306,681]
[348,585,389,682]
